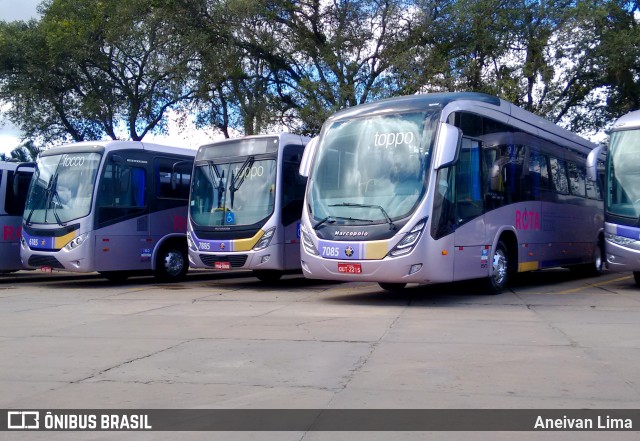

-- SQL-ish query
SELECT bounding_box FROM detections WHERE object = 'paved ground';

[0,269,639,440]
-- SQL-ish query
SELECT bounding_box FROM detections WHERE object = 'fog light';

[261,255,271,264]
[607,254,615,263]
[409,264,422,275]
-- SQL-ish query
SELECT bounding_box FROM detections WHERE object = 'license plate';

[40,266,53,273]
[338,262,362,274]
[214,261,231,270]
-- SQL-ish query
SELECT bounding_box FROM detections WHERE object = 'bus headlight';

[606,233,638,246]
[300,224,319,256]
[253,227,276,251]
[388,218,428,257]
[64,233,89,251]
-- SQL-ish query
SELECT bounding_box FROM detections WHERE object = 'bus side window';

[550,157,569,194]
[281,145,307,226]
[97,163,146,225]
[5,170,33,215]
[455,138,483,224]
[567,161,586,197]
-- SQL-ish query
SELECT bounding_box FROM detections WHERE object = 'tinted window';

[155,158,192,200]
[550,157,569,194]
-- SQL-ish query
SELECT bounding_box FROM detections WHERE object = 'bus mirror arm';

[433,123,462,170]
[586,145,604,182]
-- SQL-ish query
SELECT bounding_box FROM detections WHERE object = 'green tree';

[0,0,197,144]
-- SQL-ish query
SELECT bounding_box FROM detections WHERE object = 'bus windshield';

[308,111,438,225]
[190,158,277,227]
[608,129,640,218]
[24,152,102,225]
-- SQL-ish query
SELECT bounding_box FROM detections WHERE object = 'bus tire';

[634,272,640,287]
[254,270,283,283]
[155,242,188,282]
[378,282,407,291]
[571,243,604,277]
[486,240,509,294]
[100,271,130,283]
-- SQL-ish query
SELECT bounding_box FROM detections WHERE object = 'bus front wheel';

[486,241,509,294]
[155,243,188,282]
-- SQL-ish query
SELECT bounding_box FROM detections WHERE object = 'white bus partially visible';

[0,161,34,273]
[187,133,309,281]
[588,110,640,286]
[20,141,195,282]
[300,92,604,293]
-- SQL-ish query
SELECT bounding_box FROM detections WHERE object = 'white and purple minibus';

[20,141,195,282]
[0,161,33,273]
[187,133,309,281]
[300,92,604,293]
[587,110,640,286]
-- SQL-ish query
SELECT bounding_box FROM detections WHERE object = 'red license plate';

[214,261,231,270]
[338,262,362,274]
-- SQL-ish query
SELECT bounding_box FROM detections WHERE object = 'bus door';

[94,153,150,271]
[453,138,488,280]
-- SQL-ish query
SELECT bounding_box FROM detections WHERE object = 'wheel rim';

[491,248,508,286]
[163,250,184,277]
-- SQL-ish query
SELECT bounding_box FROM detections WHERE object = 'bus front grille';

[199,254,248,268]
[28,255,65,269]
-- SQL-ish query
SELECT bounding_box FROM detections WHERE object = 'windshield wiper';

[313,216,335,230]
[25,171,58,226]
[229,156,255,209]
[313,215,373,229]
[329,202,397,230]
[43,172,64,225]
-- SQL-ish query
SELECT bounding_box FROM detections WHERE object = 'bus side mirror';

[434,123,462,170]
[12,162,35,197]
[299,137,318,178]
[586,145,604,182]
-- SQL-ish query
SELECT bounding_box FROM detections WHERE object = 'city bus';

[587,110,640,286]
[187,133,309,281]
[299,92,604,293]
[20,140,195,282]
[0,161,34,273]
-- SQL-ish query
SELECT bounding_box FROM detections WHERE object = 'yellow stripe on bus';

[518,261,540,272]
[364,240,389,260]
[233,230,264,251]
[54,230,79,249]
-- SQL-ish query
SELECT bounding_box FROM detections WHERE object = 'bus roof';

[325,92,597,156]
[611,109,640,131]
[198,133,309,150]
[38,140,196,158]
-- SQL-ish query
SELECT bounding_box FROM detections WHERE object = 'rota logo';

[515,209,540,231]
[3,225,22,241]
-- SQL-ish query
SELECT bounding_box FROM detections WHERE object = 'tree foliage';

[1,0,639,146]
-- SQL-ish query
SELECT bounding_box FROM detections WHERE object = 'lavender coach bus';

[299,92,604,293]
[20,141,195,282]
[187,133,309,281]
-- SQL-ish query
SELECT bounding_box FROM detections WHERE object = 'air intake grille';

[28,255,65,269]
[199,254,248,268]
